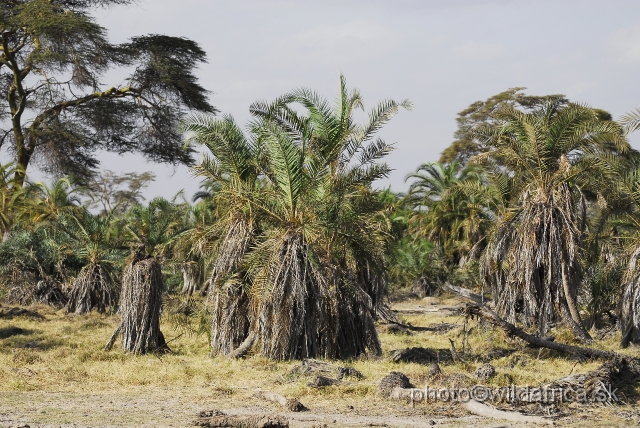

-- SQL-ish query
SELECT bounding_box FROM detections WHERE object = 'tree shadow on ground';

[0,326,31,339]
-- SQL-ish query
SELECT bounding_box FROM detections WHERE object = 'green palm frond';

[620,108,640,134]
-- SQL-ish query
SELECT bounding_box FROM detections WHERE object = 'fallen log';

[463,400,550,424]
[383,323,413,335]
[442,283,487,304]
[286,359,363,381]
[253,390,307,412]
[462,304,617,360]
[393,307,459,315]
[193,410,288,428]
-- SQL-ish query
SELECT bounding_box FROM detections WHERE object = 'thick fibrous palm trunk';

[228,233,381,360]
[119,258,166,354]
[621,245,640,347]
[484,185,592,342]
[66,263,115,315]
[209,218,253,354]
[210,281,251,355]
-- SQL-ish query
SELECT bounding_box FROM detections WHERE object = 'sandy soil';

[0,387,525,427]
[1,297,637,427]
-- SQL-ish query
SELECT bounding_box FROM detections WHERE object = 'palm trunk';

[181,263,200,295]
[119,258,166,354]
[561,258,591,341]
[557,299,592,344]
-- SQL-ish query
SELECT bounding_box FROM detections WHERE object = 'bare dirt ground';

[0,388,483,427]
[1,295,638,427]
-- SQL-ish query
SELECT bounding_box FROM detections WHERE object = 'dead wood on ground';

[462,303,616,359]
[389,347,452,364]
[0,307,45,320]
[463,400,551,424]
[192,410,289,428]
[286,359,364,383]
[253,390,307,412]
[442,283,488,304]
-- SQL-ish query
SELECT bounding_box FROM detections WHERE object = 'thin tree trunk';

[561,259,585,325]
[228,331,256,359]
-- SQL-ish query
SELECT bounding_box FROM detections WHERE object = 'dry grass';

[1,295,640,426]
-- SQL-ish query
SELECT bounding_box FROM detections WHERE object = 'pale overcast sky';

[25,0,640,198]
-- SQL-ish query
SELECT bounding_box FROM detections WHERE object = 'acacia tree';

[477,100,629,342]
[439,88,567,165]
[80,170,156,214]
[0,0,215,185]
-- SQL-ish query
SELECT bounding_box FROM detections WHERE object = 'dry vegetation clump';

[66,263,117,315]
[8,278,68,308]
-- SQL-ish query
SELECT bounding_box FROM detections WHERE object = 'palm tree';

[404,161,496,267]
[63,209,124,314]
[0,163,24,240]
[182,114,261,354]
[182,76,410,360]
[18,177,82,228]
[613,108,640,346]
[107,197,183,354]
[476,100,630,342]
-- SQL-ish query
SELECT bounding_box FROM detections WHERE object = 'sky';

[21,0,640,198]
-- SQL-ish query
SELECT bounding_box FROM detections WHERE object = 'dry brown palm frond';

[209,275,251,356]
[66,263,117,315]
[208,216,253,293]
[207,216,254,355]
[241,231,382,360]
[8,277,68,308]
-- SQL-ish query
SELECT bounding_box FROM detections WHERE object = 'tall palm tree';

[612,108,640,346]
[182,114,261,354]
[476,100,630,342]
[182,76,410,360]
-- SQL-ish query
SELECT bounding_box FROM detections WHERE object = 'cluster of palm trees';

[0,77,411,358]
[400,99,640,346]
[0,164,197,312]
[2,78,640,356]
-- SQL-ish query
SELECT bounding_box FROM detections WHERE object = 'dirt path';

[0,388,505,428]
